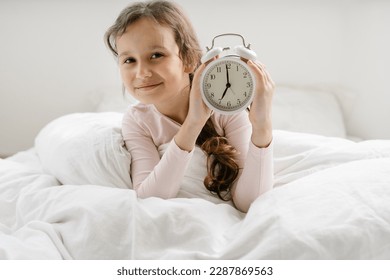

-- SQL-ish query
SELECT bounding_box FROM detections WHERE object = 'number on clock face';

[202,58,254,113]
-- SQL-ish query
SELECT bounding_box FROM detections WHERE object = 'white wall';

[1,0,389,156]
[0,0,124,156]
[339,1,390,139]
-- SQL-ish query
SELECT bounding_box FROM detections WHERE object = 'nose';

[135,61,152,79]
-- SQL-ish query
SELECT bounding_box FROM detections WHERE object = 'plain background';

[1,0,389,157]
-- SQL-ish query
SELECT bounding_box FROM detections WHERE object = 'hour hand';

[220,86,228,101]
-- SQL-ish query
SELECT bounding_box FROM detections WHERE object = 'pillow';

[35,112,132,189]
[272,86,347,138]
[87,86,137,113]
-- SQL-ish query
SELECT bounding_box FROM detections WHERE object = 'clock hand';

[226,64,230,84]
[219,64,233,101]
[220,86,229,101]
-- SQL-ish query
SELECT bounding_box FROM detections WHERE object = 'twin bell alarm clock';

[200,33,257,115]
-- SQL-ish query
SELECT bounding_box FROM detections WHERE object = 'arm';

[222,112,274,213]
[247,60,274,148]
[226,59,275,213]
[122,110,194,199]
[233,140,274,213]
[122,64,211,199]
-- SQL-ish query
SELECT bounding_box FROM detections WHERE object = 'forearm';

[135,120,204,198]
[134,139,193,199]
[174,118,204,152]
[251,126,273,148]
[250,117,273,148]
[232,140,274,213]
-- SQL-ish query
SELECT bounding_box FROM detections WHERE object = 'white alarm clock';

[200,33,257,115]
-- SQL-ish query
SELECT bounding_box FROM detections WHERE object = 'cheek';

[119,68,134,87]
[164,63,188,84]
[118,69,137,99]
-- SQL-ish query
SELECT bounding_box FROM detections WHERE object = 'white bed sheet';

[1,113,390,259]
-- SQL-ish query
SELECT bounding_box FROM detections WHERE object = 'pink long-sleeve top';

[122,103,273,212]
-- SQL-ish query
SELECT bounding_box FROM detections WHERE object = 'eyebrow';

[118,51,131,59]
[118,45,168,58]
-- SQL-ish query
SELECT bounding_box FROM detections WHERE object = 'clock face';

[201,57,255,114]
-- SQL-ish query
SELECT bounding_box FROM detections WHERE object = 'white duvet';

[1,112,390,259]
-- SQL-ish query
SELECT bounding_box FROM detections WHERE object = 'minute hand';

[220,64,231,100]
[226,64,230,84]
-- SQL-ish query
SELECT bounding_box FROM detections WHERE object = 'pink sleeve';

[122,110,193,199]
[221,111,274,212]
[233,141,273,212]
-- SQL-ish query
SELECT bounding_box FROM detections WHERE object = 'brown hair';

[105,0,200,71]
[105,0,239,200]
[196,119,240,200]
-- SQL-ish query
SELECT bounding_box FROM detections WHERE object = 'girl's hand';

[246,60,275,148]
[186,62,212,128]
[174,62,212,152]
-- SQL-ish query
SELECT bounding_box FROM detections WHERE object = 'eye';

[123,57,136,64]
[151,52,164,59]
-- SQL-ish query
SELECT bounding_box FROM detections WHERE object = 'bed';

[1,86,390,259]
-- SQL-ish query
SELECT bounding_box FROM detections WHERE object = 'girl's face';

[116,18,191,107]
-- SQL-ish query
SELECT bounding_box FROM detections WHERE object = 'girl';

[105,0,274,213]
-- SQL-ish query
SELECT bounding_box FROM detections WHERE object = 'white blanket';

[1,113,390,259]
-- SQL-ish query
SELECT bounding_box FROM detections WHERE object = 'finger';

[249,60,274,86]
[260,66,273,85]
[253,61,269,79]
[202,55,218,66]
[247,60,266,84]
[266,70,275,86]
[192,63,206,83]
[256,62,273,82]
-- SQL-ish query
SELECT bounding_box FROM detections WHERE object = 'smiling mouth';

[135,83,163,91]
